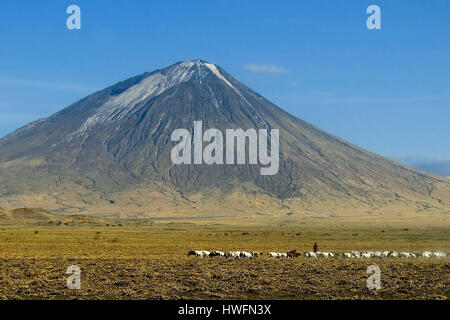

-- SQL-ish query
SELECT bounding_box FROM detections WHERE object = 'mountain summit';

[1,60,449,221]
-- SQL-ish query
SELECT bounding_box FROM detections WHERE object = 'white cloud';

[403,157,450,177]
[0,76,96,93]
[287,91,450,105]
[244,64,290,74]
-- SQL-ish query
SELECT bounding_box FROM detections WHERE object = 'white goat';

[240,251,253,259]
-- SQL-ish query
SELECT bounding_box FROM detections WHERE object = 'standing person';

[313,242,318,253]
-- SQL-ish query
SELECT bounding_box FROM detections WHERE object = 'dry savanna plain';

[0,208,449,300]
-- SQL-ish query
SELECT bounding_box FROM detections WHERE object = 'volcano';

[0,60,449,222]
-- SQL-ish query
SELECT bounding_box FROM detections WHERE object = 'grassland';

[0,221,448,300]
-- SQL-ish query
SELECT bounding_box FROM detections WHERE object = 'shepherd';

[313,242,318,253]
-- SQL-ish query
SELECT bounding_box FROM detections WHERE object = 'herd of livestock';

[188,250,447,259]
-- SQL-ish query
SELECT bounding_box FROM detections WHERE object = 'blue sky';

[0,0,449,175]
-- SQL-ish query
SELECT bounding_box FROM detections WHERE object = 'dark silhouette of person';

[313,242,318,253]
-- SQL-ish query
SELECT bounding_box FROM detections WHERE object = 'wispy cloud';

[244,64,290,74]
[403,157,450,177]
[288,91,450,105]
[0,76,96,93]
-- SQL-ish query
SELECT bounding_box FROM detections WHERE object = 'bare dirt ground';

[1,257,448,300]
[0,223,448,300]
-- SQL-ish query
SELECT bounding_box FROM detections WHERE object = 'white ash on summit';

[74,61,241,135]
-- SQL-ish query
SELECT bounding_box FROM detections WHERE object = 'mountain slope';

[0,60,449,221]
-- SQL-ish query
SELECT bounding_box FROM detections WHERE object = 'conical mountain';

[0,60,449,221]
